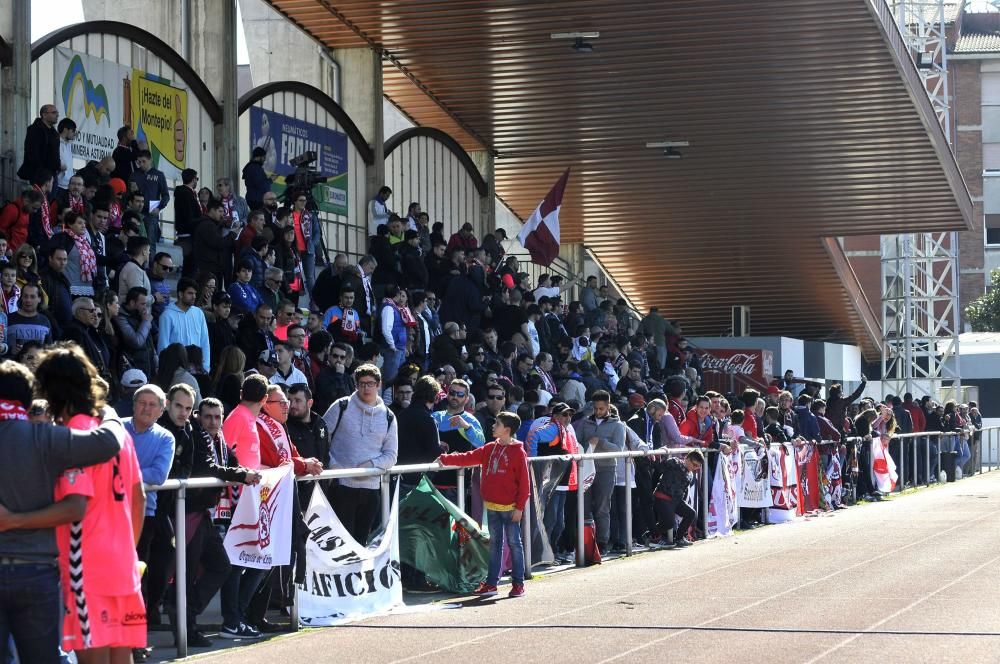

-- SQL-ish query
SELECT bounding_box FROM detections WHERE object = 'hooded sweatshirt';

[573,412,626,470]
[440,439,529,511]
[323,392,398,489]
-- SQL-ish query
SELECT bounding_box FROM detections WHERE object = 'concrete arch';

[238,81,374,165]
[31,20,221,123]
[384,127,486,196]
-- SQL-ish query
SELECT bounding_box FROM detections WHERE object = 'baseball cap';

[121,369,147,389]
[461,222,474,231]
[628,393,647,409]
[550,402,575,415]
[766,385,781,395]
[258,350,277,366]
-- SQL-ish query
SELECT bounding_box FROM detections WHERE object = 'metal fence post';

[925,435,930,488]
[456,468,466,514]
[701,455,709,537]
[625,457,633,557]
[576,482,585,568]
[899,437,905,492]
[380,473,391,527]
[936,433,942,483]
[522,484,533,579]
[175,483,188,658]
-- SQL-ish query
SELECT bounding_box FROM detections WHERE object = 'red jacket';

[743,407,759,439]
[679,409,714,447]
[902,402,925,433]
[0,199,30,252]
[440,440,529,510]
[257,416,310,475]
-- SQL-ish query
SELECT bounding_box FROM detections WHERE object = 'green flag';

[399,475,491,593]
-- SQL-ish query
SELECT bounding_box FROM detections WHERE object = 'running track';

[198,472,1000,663]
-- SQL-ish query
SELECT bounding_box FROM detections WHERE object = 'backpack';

[328,397,395,441]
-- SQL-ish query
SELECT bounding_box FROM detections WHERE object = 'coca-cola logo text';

[702,352,759,375]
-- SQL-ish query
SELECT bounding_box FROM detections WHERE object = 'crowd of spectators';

[0,106,986,662]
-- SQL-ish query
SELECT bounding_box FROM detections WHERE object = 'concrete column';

[0,1,31,198]
[239,0,336,97]
[190,0,240,186]
[334,47,383,201]
[470,149,496,239]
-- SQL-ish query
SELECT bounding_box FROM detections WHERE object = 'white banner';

[54,47,130,164]
[223,464,294,569]
[768,443,800,523]
[738,447,773,508]
[706,454,738,538]
[297,484,403,626]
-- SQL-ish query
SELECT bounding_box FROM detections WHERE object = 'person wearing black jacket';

[286,384,330,505]
[439,273,487,331]
[627,399,666,541]
[652,450,703,547]
[242,148,272,210]
[111,126,141,182]
[313,343,355,415]
[192,200,235,287]
[399,230,429,290]
[396,376,443,591]
[184,398,260,646]
[17,105,60,182]
[174,169,202,277]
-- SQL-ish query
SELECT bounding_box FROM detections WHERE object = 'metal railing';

[148,426,1000,656]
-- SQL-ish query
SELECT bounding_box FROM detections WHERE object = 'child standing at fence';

[437,411,529,598]
[651,450,704,548]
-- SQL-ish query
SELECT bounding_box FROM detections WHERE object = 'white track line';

[595,505,1000,663]
[803,551,1000,664]
[387,485,991,664]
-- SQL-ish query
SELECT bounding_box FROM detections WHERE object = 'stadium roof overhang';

[268,0,973,360]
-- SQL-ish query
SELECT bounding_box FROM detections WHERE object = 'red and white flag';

[518,168,569,267]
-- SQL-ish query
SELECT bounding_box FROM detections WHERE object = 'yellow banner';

[131,71,188,171]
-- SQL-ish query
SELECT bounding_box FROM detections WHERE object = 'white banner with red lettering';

[223,464,294,569]
[297,484,403,626]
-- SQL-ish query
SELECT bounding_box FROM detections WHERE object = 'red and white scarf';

[107,200,122,232]
[67,228,96,283]
[68,195,84,215]
[0,399,28,421]
[33,185,52,238]
[1,285,20,316]
[257,412,292,464]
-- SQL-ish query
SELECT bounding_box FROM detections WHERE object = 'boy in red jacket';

[438,411,529,598]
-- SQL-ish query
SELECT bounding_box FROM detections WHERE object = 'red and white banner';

[768,443,800,523]
[707,453,738,537]
[518,169,569,267]
[224,464,294,569]
[871,436,898,494]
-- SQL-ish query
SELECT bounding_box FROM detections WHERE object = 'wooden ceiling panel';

[267,0,972,359]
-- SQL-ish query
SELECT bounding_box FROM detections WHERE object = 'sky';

[31,0,250,64]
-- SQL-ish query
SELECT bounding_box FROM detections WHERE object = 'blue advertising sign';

[249,106,349,215]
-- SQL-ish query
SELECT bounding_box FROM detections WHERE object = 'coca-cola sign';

[701,349,773,380]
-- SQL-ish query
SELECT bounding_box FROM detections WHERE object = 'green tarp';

[399,475,490,593]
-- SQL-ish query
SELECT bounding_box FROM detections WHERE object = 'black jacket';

[111,142,141,183]
[439,275,486,330]
[396,402,441,467]
[173,185,201,236]
[314,367,354,416]
[655,457,691,499]
[627,411,663,448]
[39,266,72,335]
[430,334,466,374]
[61,319,112,384]
[286,413,329,467]
[399,243,428,290]
[207,318,237,368]
[241,161,271,209]
[187,423,252,514]
[112,309,156,377]
[236,316,276,370]
[18,118,60,181]
[192,217,235,281]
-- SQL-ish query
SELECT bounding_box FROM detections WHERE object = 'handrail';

[153,425,1000,657]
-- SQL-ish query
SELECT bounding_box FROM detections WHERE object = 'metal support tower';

[882,0,961,399]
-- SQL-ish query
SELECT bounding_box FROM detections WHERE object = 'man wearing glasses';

[323,365,398,544]
[431,379,485,500]
[147,251,174,320]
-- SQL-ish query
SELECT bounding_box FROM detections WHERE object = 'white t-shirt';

[270,365,309,387]
[534,286,560,300]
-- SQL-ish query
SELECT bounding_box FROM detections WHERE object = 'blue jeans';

[486,510,524,586]
[0,563,62,664]
[220,565,268,628]
[380,347,405,384]
[544,491,567,551]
